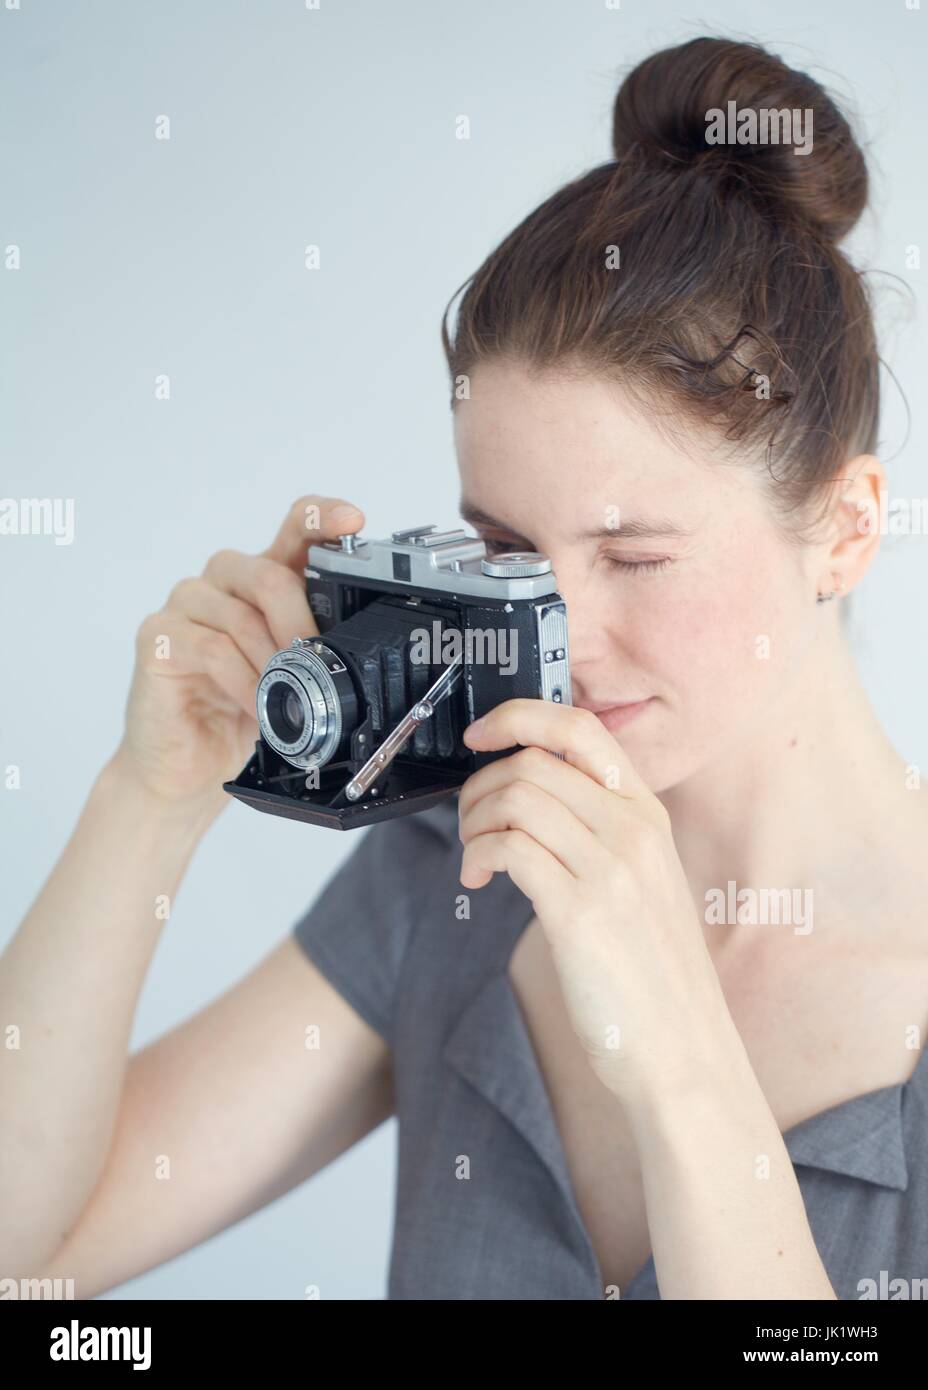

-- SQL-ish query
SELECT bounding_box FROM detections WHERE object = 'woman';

[2,37,926,1301]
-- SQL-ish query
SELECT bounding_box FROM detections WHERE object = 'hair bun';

[611,37,868,242]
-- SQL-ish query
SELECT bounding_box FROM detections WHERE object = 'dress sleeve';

[290,796,459,1045]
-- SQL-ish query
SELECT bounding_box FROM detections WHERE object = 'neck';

[658,614,921,928]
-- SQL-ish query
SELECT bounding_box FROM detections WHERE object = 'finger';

[460,779,611,881]
[166,576,279,675]
[261,494,366,572]
[458,744,624,847]
[460,827,573,911]
[201,549,317,651]
[464,698,649,801]
[136,611,260,718]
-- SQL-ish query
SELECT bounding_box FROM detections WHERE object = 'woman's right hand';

[109,495,365,815]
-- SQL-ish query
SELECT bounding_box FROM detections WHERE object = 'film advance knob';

[479,550,552,578]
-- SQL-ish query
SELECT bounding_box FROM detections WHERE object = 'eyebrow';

[458,500,694,542]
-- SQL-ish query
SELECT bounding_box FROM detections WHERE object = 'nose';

[550,569,614,690]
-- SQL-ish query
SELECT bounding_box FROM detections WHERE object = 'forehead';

[453,358,752,517]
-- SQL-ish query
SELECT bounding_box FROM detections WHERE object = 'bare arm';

[1,493,379,1291]
[0,752,216,1272]
[24,932,392,1300]
[1,749,393,1296]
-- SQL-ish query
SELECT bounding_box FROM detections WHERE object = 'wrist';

[94,748,226,839]
[611,1019,758,1134]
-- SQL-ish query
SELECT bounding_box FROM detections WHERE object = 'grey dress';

[291,792,928,1300]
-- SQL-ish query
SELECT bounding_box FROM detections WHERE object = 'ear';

[816,454,885,596]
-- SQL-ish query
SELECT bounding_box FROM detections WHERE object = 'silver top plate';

[306,524,559,602]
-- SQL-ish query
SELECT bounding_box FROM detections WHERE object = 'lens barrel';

[256,639,358,771]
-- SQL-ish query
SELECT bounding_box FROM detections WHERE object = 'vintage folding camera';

[223,523,572,828]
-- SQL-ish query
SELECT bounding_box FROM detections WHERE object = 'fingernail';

[464,717,486,742]
[331,504,360,523]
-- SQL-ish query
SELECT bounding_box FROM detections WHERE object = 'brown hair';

[441,37,880,539]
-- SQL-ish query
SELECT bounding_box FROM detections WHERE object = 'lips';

[576,699,651,714]
[577,697,656,730]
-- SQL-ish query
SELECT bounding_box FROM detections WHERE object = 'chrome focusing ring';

[256,640,346,772]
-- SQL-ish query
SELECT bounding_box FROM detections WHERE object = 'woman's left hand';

[457,698,739,1108]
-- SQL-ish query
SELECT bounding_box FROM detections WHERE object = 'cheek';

[616,540,807,710]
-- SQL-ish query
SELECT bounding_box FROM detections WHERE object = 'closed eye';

[602,555,673,574]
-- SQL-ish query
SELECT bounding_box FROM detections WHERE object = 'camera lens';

[265,681,309,743]
[256,639,358,771]
[284,689,303,732]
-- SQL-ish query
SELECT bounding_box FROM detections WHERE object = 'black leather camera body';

[223,523,572,828]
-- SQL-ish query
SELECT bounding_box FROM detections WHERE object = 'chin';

[632,754,701,797]
[587,702,697,794]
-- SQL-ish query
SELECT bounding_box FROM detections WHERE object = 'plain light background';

[1,0,926,1299]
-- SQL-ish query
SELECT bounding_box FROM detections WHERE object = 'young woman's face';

[453,359,825,793]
